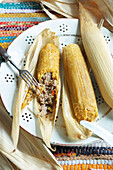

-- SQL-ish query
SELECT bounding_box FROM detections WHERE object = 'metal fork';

[0,45,39,92]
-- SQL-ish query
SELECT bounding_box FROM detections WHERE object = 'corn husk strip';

[0,105,61,170]
[40,3,59,19]
[104,0,113,13]
[11,30,44,148]
[97,18,104,29]
[20,128,61,169]
[79,3,113,108]
[95,0,113,26]
[0,153,14,170]
[0,140,58,170]
[0,122,53,170]
[62,77,92,139]
[41,1,104,23]
[41,1,74,18]
[11,29,60,150]
[40,0,113,31]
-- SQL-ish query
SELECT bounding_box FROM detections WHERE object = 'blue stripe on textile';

[0,36,17,43]
[0,36,17,40]
[0,17,50,22]
[0,2,42,10]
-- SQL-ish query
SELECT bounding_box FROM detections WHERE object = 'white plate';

[0,19,113,146]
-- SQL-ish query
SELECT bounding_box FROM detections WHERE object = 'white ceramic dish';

[0,19,113,146]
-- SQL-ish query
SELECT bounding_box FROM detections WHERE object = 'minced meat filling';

[36,72,57,116]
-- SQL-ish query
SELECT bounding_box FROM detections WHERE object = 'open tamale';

[11,29,60,150]
[34,43,60,150]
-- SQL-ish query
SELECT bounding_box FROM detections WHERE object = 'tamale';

[34,43,60,150]
[11,29,60,150]
[62,44,98,139]
[79,3,113,108]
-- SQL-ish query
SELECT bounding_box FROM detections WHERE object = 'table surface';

[0,1,113,169]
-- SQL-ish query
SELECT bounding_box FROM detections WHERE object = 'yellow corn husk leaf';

[79,3,113,109]
[0,103,61,170]
[11,28,60,150]
[62,44,98,139]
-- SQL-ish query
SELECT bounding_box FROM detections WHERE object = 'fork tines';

[21,70,38,91]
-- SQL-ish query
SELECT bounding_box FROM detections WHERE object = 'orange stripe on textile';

[63,165,66,170]
[78,164,81,170]
[0,13,47,18]
[99,164,103,169]
[67,165,70,170]
[85,164,88,169]
[0,31,23,37]
[0,42,11,49]
[62,164,113,170]
[107,164,111,169]
[81,164,85,169]
[103,164,107,170]
[74,164,77,170]
[70,165,73,170]
[96,164,98,169]
[89,164,92,169]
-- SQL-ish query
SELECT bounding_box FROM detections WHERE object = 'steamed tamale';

[22,43,60,118]
[62,44,98,139]
[11,29,60,150]
[79,3,113,108]
[35,43,60,118]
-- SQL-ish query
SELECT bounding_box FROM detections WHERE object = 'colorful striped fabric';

[0,2,50,49]
[0,2,113,169]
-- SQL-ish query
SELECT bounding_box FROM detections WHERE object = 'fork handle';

[0,45,9,61]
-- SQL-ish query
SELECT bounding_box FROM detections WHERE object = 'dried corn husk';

[40,3,59,19]
[95,0,113,26]
[79,3,113,108]
[0,153,14,170]
[11,29,60,150]
[0,103,61,170]
[62,77,92,139]
[39,0,113,31]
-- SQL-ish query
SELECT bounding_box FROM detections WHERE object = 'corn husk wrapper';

[62,77,92,139]
[0,101,61,170]
[11,29,60,150]
[79,3,113,109]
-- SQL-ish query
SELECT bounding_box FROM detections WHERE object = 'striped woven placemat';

[0,1,50,49]
[0,2,113,169]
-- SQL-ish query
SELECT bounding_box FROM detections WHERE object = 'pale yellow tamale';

[62,44,98,139]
